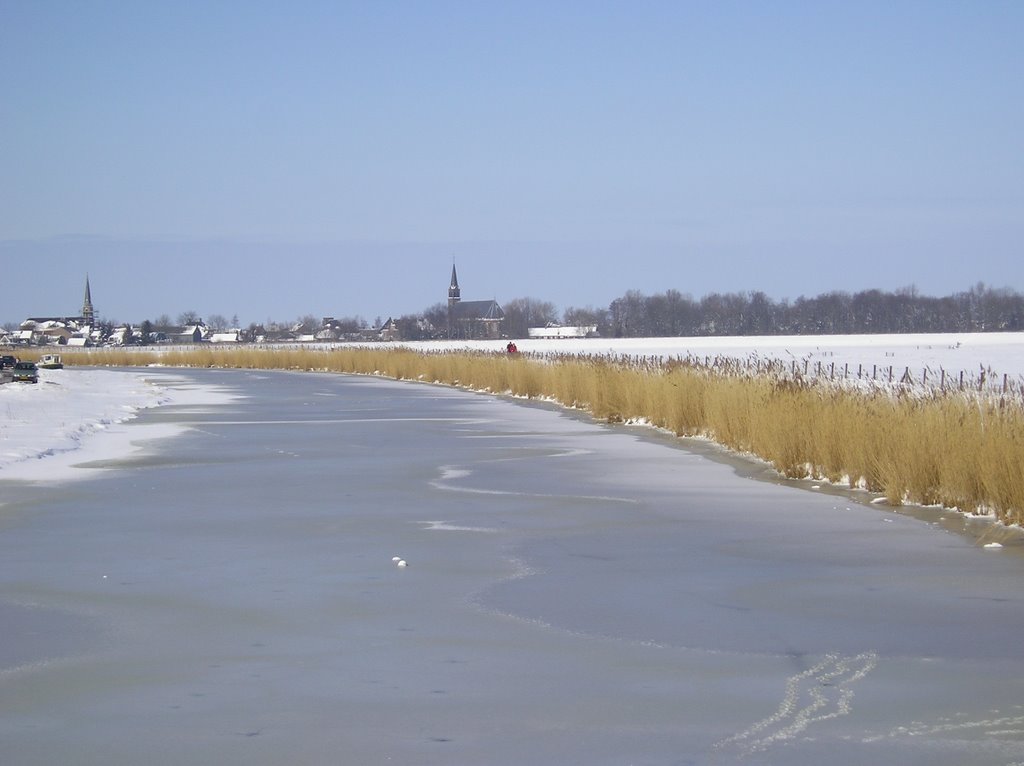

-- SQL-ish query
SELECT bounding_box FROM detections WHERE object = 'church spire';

[448,261,461,305]
[82,274,95,326]
[447,261,461,340]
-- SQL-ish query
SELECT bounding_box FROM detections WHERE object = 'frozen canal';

[2,368,1023,765]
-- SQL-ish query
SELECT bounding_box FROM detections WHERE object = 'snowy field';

[395,331,1024,382]
[2,331,1023,484]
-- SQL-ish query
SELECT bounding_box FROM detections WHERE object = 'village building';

[169,323,209,344]
[378,317,400,341]
[16,276,97,346]
[447,263,504,339]
[209,330,243,343]
[107,326,136,346]
[9,270,504,347]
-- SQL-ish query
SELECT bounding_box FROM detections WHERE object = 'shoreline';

[494,384,1024,552]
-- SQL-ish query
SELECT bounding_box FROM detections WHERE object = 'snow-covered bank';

[0,368,235,483]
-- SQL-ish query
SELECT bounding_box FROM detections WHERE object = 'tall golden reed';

[37,345,1024,525]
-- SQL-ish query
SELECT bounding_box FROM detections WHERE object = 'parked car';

[0,354,18,369]
[11,361,38,383]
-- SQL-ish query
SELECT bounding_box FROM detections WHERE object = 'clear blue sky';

[2,1,1021,327]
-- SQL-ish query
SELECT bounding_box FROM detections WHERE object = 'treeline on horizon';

[429,282,1024,340]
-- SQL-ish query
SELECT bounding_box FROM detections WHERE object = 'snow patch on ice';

[0,368,235,484]
[419,520,501,533]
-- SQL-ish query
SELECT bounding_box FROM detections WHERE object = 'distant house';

[378,317,399,341]
[315,325,341,341]
[4,329,35,346]
[18,318,80,345]
[209,331,242,343]
[170,324,207,344]
[446,263,504,339]
[316,317,356,341]
[353,318,400,342]
[108,326,137,345]
[40,324,74,344]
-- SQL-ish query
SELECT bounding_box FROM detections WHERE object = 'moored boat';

[39,353,64,369]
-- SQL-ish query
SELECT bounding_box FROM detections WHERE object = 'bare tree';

[502,297,558,339]
[563,305,609,332]
[422,303,449,337]
[207,314,229,332]
[608,290,646,337]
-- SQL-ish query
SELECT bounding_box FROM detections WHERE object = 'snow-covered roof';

[451,300,504,321]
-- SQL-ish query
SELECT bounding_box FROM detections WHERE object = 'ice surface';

[1,368,1022,765]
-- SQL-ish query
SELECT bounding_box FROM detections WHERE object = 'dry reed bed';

[46,346,1024,526]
